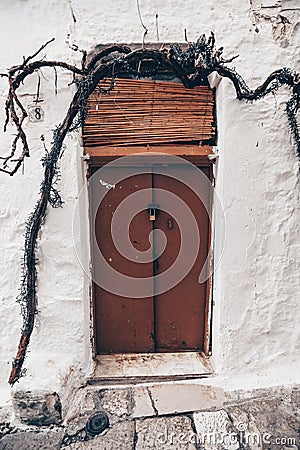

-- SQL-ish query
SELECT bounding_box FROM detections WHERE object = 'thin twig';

[10,37,55,75]
[54,66,58,95]
[156,14,159,43]
[67,0,77,23]
[136,0,148,49]
[35,71,41,103]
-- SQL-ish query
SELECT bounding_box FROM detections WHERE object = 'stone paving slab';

[135,415,198,449]
[132,387,155,418]
[0,429,64,450]
[66,420,135,450]
[146,383,225,416]
[194,410,239,450]
[12,391,62,426]
[194,390,300,450]
[225,395,299,450]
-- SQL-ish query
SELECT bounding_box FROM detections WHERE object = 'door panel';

[153,168,210,351]
[93,171,155,353]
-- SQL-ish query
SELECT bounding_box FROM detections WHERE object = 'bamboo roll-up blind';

[83,78,215,147]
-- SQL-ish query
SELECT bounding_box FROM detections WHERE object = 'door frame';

[86,145,215,360]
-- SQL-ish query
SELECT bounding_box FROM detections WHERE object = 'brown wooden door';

[92,166,211,354]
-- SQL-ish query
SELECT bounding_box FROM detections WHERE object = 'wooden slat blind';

[83,78,215,147]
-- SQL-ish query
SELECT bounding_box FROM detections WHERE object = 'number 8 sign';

[28,105,45,123]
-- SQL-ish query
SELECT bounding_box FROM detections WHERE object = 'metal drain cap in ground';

[86,412,109,436]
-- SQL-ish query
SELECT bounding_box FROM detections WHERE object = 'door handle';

[168,218,173,230]
[149,207,156,221]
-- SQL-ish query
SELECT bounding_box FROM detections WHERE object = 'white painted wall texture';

[0,0,299,413]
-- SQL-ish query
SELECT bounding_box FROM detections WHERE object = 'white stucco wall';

[0,0,299,410]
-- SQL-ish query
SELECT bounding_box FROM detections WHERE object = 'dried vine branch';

[1,34,299,385]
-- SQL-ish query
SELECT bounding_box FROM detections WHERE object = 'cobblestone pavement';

[0,385,299,449]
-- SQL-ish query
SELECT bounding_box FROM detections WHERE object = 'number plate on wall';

[28,105,45,123]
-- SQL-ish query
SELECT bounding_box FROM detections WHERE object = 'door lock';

[149,207,156,221]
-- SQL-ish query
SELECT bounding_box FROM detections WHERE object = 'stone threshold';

[87,373,212,386]
[89,352,213,386]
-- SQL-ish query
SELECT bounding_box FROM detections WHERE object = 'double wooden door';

[91,165,211,354]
